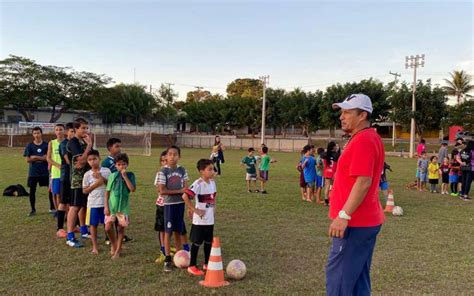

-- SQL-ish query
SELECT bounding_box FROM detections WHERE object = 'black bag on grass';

[3,184,29,197]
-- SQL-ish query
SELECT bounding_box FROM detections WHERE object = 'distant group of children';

[240,145,277,194]
[297,142,340,206]
[415,139,473,201]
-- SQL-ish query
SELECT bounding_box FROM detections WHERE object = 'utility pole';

[259,75,270,145]
[405,54,425,158]
[164,82,174,104]
[389,71,401,148]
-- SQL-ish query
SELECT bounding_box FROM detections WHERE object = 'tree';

[443,70,473,104]
[0,55,45,121]
[444,100,474,131]
[0,55,111,122]
[93,84,157,125]
[157,83,178,105]
[226,78,263,99]
[390,79,448,136]
[265,88,286,137]
[186,89,211,102]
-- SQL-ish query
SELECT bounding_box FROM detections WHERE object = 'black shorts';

[442,173,449,184]
[70,188,87,207]
[189,224,214,244]
[60,179,71,204]
[429,179,439,185]
[155,205,165,232]
[27,176,49,188]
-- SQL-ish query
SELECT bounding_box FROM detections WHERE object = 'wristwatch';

[338,210,351,220]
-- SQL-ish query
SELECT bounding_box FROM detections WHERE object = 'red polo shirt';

[329,128,385,227]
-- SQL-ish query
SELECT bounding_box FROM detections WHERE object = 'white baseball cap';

[332,94,373,113]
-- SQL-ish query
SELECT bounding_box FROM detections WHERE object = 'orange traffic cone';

[384,190,395,213]
[199,237,229,288]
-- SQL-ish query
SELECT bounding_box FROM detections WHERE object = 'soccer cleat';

[261,190,268,194]
[155,253,166,264]
[123,235,133,242]
[56,229,67,238]
[163,261,173,272]
[254,190,260,193]
[66,239,83,248]
[248,190,252,193]
[81,233,92,239]
[27,210,36,217]
[187,266,204,276]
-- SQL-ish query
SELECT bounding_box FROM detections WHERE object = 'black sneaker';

[123,235,133,242]
[27,210,36,217]
[164,261,173,272]
[261,190,267,194]
[463,196,472,201]
[248,190,252,193]
[254,190,260,193]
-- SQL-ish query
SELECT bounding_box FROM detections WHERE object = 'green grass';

[0,147,472,295]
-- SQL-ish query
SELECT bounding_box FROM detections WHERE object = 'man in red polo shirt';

[326,94,385,296]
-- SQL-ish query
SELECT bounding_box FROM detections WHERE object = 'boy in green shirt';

[241,147,258,193]
[258,146,276,194]
[105,153,136,259]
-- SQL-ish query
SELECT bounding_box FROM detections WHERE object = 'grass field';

[0,147,472,295]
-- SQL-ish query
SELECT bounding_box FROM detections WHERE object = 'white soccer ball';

[392,206,404,216]
[173,250,190,268]
[226,259,247,280]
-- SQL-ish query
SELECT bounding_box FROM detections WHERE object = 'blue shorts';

[86,207,105,227]
[316,176,324,188]
[164,203,185,234]
[419,173,428,182]
[51,178,61,195]
[379,181,389,191]
[305,182,315,188]
[449,175,459,183]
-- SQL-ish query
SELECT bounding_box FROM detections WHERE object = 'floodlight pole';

[405,54,425,158]
[259,75,269,145]
[389,71,401,148]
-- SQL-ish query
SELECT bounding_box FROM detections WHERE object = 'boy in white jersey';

[182,159,216,276]
[83,150,111,254]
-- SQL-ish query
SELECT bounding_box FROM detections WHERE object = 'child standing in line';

[297,150,306,201]
[154,150,168,263]
[428,156,440,193]
[417,151,429,191]
[440,157,450,195]
[315,148,325,204]
[83,150,111,254]
[449,150,461,196]
[104,153,136,259]
[157,146,190,272]
[47,124,65,216]
[241,148,259,193]
[301,145,316,202]
[182,159,217,276]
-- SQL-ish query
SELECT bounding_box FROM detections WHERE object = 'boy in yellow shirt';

[428,156,440,193]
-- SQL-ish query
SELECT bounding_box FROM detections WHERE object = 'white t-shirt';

[187,178,216,225]
[83,167,112,208]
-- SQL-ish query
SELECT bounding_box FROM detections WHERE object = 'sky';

[1,0,472,104]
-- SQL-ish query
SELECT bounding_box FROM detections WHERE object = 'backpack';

[3,184,29,197]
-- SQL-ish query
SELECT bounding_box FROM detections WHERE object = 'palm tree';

[443,70,473,104]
